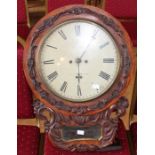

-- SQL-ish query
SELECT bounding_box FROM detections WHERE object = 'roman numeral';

[47,71,58,81]
[75,25,80,36]
[103,58,114,63]
[77,84,82,96]
[99,71,110,80]
[58,30,67,40]
[43,60,55,64]
[46,45,57,49]
[99,42,109,49]
[92,29,99,39]
[60,81,68,92]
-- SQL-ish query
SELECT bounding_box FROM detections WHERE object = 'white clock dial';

[39,20,121,102]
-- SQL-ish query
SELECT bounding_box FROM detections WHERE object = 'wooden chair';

[103,1,137,154]
[17,0,31,39]
[120,47,137,131]
[17,36,41,155]
[103,0,137,47]
[103,0,137,18]
[45,0,85,13]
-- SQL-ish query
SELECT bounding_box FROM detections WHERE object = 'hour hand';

[77,84,82,96]
[75,73,82,83]
[75,58,82,83]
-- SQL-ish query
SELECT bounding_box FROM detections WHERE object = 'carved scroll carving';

[33,97,128,152]
[33,99,55,132]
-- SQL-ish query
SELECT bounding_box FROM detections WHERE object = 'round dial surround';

[39,20,121,102]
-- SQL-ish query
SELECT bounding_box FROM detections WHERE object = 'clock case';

[23,5,135,152]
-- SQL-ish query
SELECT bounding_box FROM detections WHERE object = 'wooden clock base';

[33,97,128,152]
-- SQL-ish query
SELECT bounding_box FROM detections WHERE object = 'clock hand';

[79,39,93,59]
[80,40,92,59]
[77,63,80,83]
[75,58,82,83]
[76,62,82,97]
[75,29,99,88]
[80,29,99,59]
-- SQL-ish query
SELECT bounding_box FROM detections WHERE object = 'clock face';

[39,20,121,102]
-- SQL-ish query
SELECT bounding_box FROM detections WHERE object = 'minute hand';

[79,38,93,59]
[80,30,99,59]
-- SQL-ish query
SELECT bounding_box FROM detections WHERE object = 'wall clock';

[24,5,135,152]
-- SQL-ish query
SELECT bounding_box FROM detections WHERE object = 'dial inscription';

[46,45,57,49]
[58,30,67,40]
[103,58,114,63]
[43,60,55,64]
[47,71,58,82]
[60,81,68,93]
[99,71,110,80]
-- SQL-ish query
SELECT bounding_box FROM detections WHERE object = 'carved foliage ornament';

[33,97,128,151]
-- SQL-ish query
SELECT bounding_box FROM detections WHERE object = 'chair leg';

[39,133,45,155]
[126,130,136,155]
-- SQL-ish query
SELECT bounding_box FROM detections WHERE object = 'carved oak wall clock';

[24,5,135,152]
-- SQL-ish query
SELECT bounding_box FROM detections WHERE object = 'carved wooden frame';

[24,5,134,115]
[23,5,135,151]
